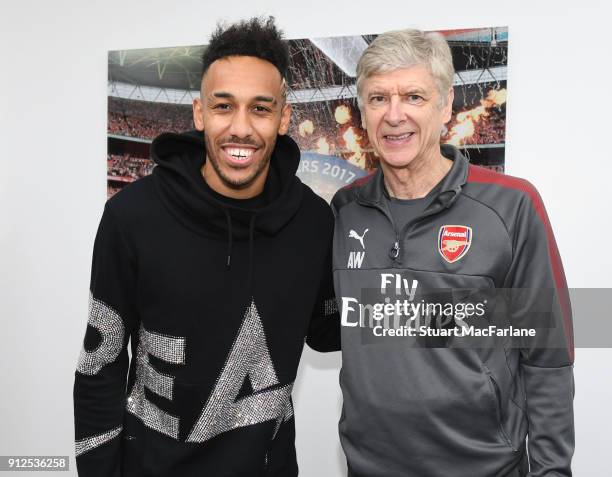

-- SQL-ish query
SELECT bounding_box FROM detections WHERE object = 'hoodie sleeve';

[73,204,138,476]
[305,205,341,352]
[503,184,574,476]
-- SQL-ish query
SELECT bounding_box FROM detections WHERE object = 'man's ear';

[442,87,454,124]
[278,102,292,136]
[193,97,205,131]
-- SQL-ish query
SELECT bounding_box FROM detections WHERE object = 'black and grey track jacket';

[331,145,574,477]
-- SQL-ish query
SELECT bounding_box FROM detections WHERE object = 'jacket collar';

[356,144,469,211]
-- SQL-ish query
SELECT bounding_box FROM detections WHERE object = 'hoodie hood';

[151,130,304,241]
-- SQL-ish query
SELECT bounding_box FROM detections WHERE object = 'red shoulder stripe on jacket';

[467,164,574,360]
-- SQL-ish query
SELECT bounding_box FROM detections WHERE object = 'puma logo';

[348,229,369,250]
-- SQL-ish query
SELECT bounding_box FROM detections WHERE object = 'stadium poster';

[107,27,508,202]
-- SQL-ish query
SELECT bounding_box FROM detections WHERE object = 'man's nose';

[228,107,254,138]
[384,95,405,126]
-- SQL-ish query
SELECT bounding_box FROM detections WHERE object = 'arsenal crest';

[438,225,472,263]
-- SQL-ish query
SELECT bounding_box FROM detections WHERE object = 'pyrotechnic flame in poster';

[342,127,365,168]
[447,120,476,145]
[334,105,351,125]
[298,119,314,137]
[486,88,507,106]
[446,88,507,146]
[316,137,330,155]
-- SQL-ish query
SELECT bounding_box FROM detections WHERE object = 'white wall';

[1,0,610,475]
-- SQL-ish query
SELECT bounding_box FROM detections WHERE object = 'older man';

[332,30,574,476]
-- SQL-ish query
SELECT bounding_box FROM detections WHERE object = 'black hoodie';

[74,131,340,477]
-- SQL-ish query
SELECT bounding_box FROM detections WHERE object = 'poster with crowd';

[107,27,508,202]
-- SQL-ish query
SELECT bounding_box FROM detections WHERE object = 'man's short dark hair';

[201,16,289,82]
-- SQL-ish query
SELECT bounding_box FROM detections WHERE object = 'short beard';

[204,132,273,190]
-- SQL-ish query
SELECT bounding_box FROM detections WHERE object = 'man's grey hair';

[356,29,455,109]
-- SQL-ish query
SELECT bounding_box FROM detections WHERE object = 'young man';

[74,17,339,477]
[332,29,574,476]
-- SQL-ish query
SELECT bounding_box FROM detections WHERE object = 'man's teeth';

[385,133,414,140]
[226,148,254,159]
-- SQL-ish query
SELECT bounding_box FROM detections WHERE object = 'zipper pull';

[390,241,400,259]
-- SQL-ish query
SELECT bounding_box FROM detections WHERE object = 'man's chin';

[218,174,255,190]
[380,152,418,169]
[218,167,265,190]
[205,149,271,194]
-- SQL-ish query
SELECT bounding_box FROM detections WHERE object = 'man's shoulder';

[105,175,157,221]
[466,164,541,198]
[464,164,545,214]
[462,164,553,243]
[298,182,334,224]
[331,171,376,216]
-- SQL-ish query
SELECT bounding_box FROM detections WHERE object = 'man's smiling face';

[360,64,453,169]
[193,55,291,198]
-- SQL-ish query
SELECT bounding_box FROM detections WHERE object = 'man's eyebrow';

[400,87,427,95]
[254,95,276,104]
[211,91,234,99]
[208,92,277,105]
[367,88,389,95]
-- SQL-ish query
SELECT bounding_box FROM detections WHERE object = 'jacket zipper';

[357,200,402,261]
[357,189,458,262]
[390,240,400,259]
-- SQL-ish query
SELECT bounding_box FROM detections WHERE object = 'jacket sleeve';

[73,204,138,476]
[503,185,574,476]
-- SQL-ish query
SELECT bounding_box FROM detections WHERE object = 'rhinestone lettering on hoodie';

[187,300,293,443]
[126,326,186,439]
[76,293,125,376]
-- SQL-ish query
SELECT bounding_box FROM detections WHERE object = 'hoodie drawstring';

[248,214,257,298]
[223,207,233,268]
[222,209,257,301]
